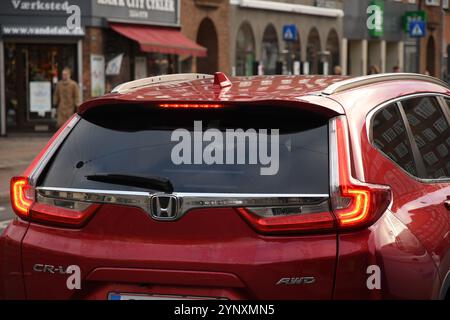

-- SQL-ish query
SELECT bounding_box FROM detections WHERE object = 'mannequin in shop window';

[53,67,80,128]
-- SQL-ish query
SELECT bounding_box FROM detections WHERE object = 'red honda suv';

[1,72,449,300]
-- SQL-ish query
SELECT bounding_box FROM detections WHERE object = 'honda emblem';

[150,194,179,221]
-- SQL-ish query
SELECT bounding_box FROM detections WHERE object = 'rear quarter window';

[372,102,418,177]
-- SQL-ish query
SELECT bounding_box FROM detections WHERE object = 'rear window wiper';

[85,173,174,193]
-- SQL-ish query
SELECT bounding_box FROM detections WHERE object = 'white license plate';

[108,293,218,300]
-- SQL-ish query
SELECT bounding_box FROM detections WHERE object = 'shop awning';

[110,23,207,57]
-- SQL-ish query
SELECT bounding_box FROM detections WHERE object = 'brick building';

[418,0,446,78]
[446,1,450,82]
[0,0,206,135]
[181,0,230,74]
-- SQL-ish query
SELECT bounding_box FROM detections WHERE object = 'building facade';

[343,0,420,76]
[230,0,344,76]
[445,0,450,82]
[180,0,230,75]
[418,0,446,78]
[0,0,206,135]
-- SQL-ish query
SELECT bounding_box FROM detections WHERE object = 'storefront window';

[326,29,340,75]
[283,32,301,75]
[262,24,279,75]
[307,28,321,75]
[236,22,255,76]
[4,43,77,131]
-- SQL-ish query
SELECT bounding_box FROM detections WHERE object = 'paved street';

[0,201,13,234]
[0,135,51,233]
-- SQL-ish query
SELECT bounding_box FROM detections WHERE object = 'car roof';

[79,73,449,115]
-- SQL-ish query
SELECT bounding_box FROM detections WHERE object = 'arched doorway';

[306,28,321,75]
[261,24,279,75]
[196,18,218,74]
[284,31,301,75]
[426,36,436,77]
[236,22,255,76]
[326,29,340,75]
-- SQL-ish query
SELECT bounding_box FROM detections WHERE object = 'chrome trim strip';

[36,187,329,220]
[439,270,450,300]
[322,73,450,96]
[28,115,80,186]
[37,187,150,213]
[365,92,450,184]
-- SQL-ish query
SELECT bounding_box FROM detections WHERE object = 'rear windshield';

[41,104,330,194]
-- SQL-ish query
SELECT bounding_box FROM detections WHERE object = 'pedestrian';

[53,67,80,128]
[393,66,401,73]
[369,65,380,75]
[333,65,342,75]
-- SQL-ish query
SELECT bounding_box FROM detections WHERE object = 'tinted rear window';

[41,105,330,194]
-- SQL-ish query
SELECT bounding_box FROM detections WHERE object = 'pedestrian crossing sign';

[409,20,425,38]
[283,25,297,42]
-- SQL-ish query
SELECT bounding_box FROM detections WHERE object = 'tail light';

[237,116,391,235]
[237,207,335,235]
[11,177,100,228]
[329,116,391,229]
[11,177,35,219]
[10,115,99,228]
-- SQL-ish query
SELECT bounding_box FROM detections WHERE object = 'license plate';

[108,293,218,300]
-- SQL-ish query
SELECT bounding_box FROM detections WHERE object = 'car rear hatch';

[20,102,341,299]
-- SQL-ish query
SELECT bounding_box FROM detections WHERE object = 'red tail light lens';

[11,177,35,219]
[237,207,335,235]
[11,176,100,228]
[330,117,391,229]
[30,202,100,227]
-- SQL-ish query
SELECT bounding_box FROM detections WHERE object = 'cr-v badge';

[276,277,316,285]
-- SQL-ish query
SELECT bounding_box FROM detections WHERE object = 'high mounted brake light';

[159,104,223,109]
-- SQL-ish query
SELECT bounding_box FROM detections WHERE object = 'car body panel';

[20,206,337,300]
[1,74,449,300]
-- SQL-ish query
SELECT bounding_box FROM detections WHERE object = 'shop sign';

[0,1,91,32]
[1,25,84,36]
[29,81,52,115]
[93,0,179,26]
[91,55,105,97]
[367,0,384,38]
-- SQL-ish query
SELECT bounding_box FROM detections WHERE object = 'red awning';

[110,23,207,57]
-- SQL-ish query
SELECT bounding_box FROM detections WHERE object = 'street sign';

[409,20,425,38]
[282,25,297,42]
[403,11,427,33]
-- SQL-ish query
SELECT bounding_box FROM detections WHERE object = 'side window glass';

[445,98,450,113]
[402,97,450,180]
[372,103,418,177]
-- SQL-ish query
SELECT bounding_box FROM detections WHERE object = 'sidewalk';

[0,136,50,201]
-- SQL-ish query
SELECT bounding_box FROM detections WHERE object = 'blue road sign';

[409,20,425,38]
[283,25,297,41]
